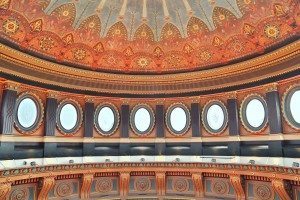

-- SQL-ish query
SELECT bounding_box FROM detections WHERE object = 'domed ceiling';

[0,0,299,74]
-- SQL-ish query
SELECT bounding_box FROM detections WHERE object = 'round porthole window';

[130,104,155,135]
[95,104,119,136]
[283,86,300,129]
[202,101,228,134]
[15,93,43,133]
[57,100,82,134]
[241,95,268,132]
[166,103,190,135]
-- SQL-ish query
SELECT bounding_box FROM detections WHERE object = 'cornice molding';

[0,40,299,96]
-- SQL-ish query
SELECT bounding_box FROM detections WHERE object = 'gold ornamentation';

[73,49,87,61]
[39,36,54,51]
[264,24,280,39]
[2,18,19,35]
[136,57,150,68]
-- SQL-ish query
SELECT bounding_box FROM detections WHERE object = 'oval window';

[95,104,119,135]
[203,101,228,134]
[166,104,190,135]
[57,102,81,134]
[246,99,266,128]
[130,105,154,135]
[241,95,267,132]
[170,107,187,132]
[284,87,300,129]
[290,90,300,124]
[16,97,38,129]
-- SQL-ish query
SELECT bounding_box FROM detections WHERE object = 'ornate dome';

[0,0,299,74]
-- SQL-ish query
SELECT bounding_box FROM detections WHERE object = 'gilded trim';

[56,99,83,136]
[282,84,300,130]
[202,100,228,135]
[130,104,155,136]
[165,103,191,136]
[94,103,120,136]
[239,93,268,134]
[14,92,44,134]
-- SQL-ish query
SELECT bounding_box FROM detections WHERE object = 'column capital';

[265,82,278,93]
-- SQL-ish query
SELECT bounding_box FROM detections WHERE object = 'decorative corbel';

[119,172,130,198]
[38,176,55,200]
[0,182,12,200]
[80,173,94,199]
[192,173,204,198]
[155,172,166,197]
[229,175,246,200]
[271,179,292,200]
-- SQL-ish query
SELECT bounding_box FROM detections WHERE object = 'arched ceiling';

[0,0,299,74]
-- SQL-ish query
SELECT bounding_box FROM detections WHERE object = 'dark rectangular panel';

[190,142,202,155]
[266,91,282,134]
[268,141,283,157]
[84,102,94,138]
[227,99,239,136]
[191,103,201,137]
[156,105,164,138]
[0,89,17,134]
[44,143,57,157]
[83,143,95,156]
[0,142,14,159]
[228,141,240,156]
[155,143,166,155]
[44,98,58,136]
[121,105,129,138]
[119,143,130,155]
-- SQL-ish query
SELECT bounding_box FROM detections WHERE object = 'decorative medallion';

[254,184,272,200]
[134,177,151,192]
[39,36,54,51]
[2,18,19,35]
[136,57,150,68]
[264,24,280,39]
[54,182,73,197]
[73,48,87,61]
[172,178,189,192]
[10,188,29,200]
[212,180,229,195]
[95,178,113,193]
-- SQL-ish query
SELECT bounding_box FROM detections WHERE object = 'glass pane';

[246,99,265,128]
[170,107,187,132]
[59,103,78,131]
[290,90,300,123]
[134,108,151,132]
[17,98,37,128]
[98,106,115,132]
[207,104,225,131]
